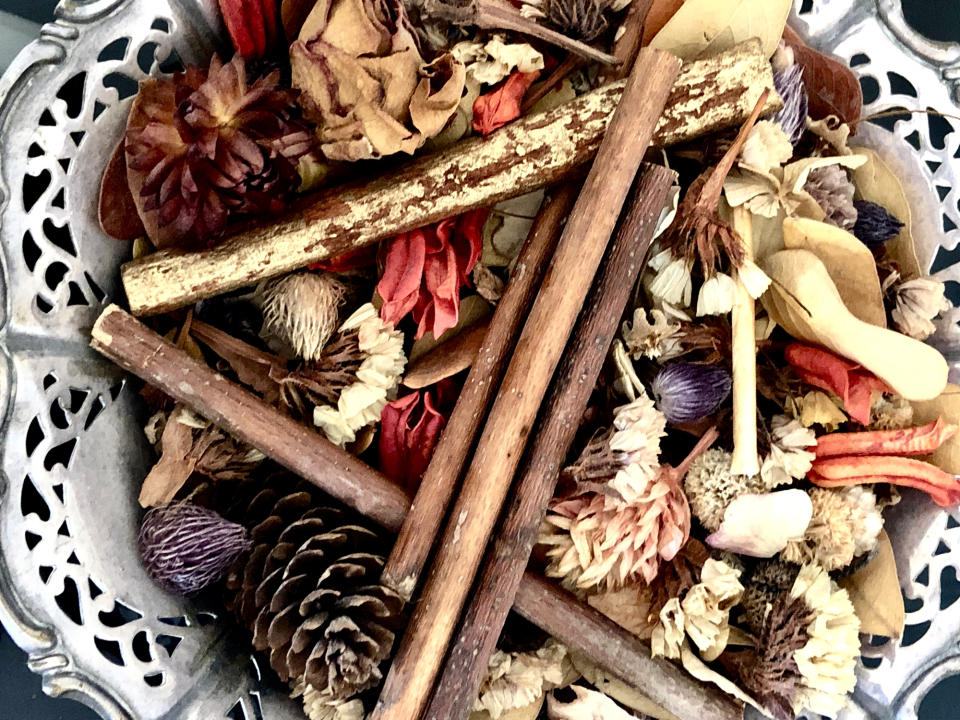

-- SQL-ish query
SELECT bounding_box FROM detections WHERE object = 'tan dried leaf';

[911,383,960,474]
[569,653,680,720]
[139,406,197,507]
[587,585,655,640]
[403,318,489,389]
[838,531,905,639]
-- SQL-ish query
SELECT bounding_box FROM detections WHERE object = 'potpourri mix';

[93,0,960,718]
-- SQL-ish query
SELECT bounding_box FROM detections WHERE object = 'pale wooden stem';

[381,183,580,601]
[729,205,760,476]
[120,40,781,317]
[368,48,683,720]
[90,305,742,720]
[422,164,676,720]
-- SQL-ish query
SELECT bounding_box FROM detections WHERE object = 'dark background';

[2,0,960,718]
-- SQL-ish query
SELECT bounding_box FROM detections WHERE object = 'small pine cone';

[803,165,857,230]
[223,479,404,700]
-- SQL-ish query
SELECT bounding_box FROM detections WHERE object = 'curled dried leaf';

[782,25,862,128]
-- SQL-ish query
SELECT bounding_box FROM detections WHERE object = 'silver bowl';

[2,1,960,718]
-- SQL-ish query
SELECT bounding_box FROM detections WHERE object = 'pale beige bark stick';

[729,205,760,476]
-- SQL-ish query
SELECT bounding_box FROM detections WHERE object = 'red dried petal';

[472,71,540,135]
[377,230,428,326]
[309,245,379,272]
[785,343,891,425]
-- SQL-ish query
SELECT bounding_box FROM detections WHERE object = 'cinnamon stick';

[89,306,742,720]
[729,206,760,476]
[369,48,682,720]
[382,184,580,600]
[424,163,676,720]
[120,40,781,317]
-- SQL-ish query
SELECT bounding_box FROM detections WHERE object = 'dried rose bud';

[138,502,250,596]
[853,200,905,248]
[652,362,732,424]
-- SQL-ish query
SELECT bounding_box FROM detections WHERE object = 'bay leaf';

[409,294,491,363]
[782,25,862,128]
[782,217,886,327]
[849,146,923,279]
[403,318,490,388]
[569,653,680,720]
[98,140,145,241]
[483,190,546,267]
[911,383,960,474]
[838,531,905,639]
[648,0,791,60]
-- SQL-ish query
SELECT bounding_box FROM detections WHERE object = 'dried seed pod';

[651,362,732,424]
[261,271,347,361]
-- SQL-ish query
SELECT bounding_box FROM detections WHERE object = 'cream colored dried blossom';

[696,272,737,317]
[870,395,915,430]
[611,340,646,401]
[313,304,406,446]
[790,564,860,718]
[891,277,951,340]
[760,415,817,489]
[788,390,847,431]
[474,638,569,719]
[740,120,794,172]
[680,559,744,661]
[260,271,346,361]
[294,681,364,720]
[646,249,693,308]
[452,35,544,86]
[736,259,773,300]
[651,597,684,660]
[782,487,882,571]
[621,307,682,360]
[607,395,667,502]
[683,449,765,532]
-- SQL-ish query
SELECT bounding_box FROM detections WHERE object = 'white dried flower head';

[790,564,860,718]
[870,394,915,430]
[651,597,684,660]
[294,681,364,720]
[680,559,744,661]
[891,277,951,340]
[760,415,817,489]
[843,485,884,556]
[683,449,765,532]
[782,487,882,570]
[647,250,693,308]
[453,34,545,86]
[740,120,794,172]
[313,303,406,446]
[736,260,772,300]
[607,394,668,502]
[789,390,848,431]
[261,271,346,361]
[696,272,737,317]
[621,307,682,360]
[474,638,568,719]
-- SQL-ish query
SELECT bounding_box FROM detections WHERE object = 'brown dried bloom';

[622,307,682,361]
[545,0,610,41]
[683,449,765,532]
[648,539,710,622]
[125,55,312,250]
[782,487,882,571]
[738,560,799,635]
[261,271,347,361]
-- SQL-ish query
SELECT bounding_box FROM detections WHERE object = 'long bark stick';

[369,48,682,720]
[90,305,742,720]
[424,164,676,720]
[729,206,760,476]
[381,183,580,601]
[120,40,780,317]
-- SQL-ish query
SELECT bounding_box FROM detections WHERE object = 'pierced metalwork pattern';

[1,1,959,719]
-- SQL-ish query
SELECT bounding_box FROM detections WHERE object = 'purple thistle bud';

[138,503,250,596]
[652,363,732,424]
[853,200,905,248]
[772,65,808,145]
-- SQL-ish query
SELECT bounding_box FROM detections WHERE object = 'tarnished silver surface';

[0,1,959,718]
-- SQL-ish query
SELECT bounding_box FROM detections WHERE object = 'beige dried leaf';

[838,531,904,639]
[911,383,960,474]
[138,406,198,507]
[482,190,546,267]
[781,217,886,327]
[569,653,680,720]
[587,585,655,639]
[403,318,489,389]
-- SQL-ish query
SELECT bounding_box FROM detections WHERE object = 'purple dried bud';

[772,65,808,145]
[853,200,905,248]
[138,503,250,596]
[652,362,732,424]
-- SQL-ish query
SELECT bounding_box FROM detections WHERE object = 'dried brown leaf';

[838,531,904,639]
[403,318,489,389]
[782,25,863,129]
[139,407,199,507]
[641,0,684,46]
[98,140,145,241]
[190,319,285,403]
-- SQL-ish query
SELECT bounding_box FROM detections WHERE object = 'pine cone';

[803,165,857,231]
[223,478,404,700]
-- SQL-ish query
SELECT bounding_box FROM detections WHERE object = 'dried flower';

[543,0,610,41]
[474,70,540,135]
[125,56,312,250]
[696,272,737,316]
[138,502,250,595]
[651,362,732,424]
[772,64,808,145]
[803,164,858,231]
[760,415,817,489]
[740,120,794,172]
[782,487,882,571]
[218,0,282,61]
[679,559,744,661]
[379,380,457,492]
[683,449,765,531]
[475,638,569,719]
[789,390,848,431]
[294,681,364,720]
[646,249,694,308]
[377,208,487,339]
[452,35,545,86]
[789,564,861,717]
[738,559,800,635]
[870,394,915,430]
[621,307,682,360]
[736,259,773,299]
[738,592,812,720]
[707,490,813,558]
[260,271,347,361]
[890,276,951,340]
[312,304,407,446]
[290,0,465,161]
[651,596,685,660]
[852,200,904,248]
